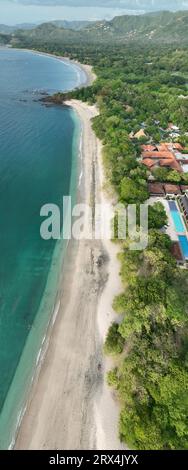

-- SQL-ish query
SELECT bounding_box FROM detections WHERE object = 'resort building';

[164,184,182,197]
[171,242,185,266]
[148,182,165,197]
[144,143,188,268]
[178,191,188,224]
[180,185,188,193]
[148,183,182,197]
[167,123,181,139]
[141,142,188,173]
[133,129,147,140]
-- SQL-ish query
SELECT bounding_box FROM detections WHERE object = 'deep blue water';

[0,48,83,448]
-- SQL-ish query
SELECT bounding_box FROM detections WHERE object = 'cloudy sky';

[1,1,188,25]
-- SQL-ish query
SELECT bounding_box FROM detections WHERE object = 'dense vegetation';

[7,10,188,48]
[9,13,188,449]
[0,33,11,45]
[108,232,188,449]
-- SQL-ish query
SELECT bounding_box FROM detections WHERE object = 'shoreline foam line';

[0,48,87,450]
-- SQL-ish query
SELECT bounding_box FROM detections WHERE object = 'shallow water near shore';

[0,48,82,448]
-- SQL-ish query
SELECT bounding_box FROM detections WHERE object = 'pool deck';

[168,200,186,235]
[149,196,188,265]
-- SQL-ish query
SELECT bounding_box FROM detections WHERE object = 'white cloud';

[9,0,188,9]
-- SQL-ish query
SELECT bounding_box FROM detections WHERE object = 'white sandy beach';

[15,98,124,450]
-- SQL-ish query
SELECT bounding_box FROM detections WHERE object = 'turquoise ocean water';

[0,48,84,448]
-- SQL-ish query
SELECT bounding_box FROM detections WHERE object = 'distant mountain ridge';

[52,20,92,30]
[0,24,36,33]
[83,10,188,42]
[0,20,92,35]
[2,11,188,47]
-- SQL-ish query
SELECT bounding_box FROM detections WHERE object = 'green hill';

[11,22,84,49]
[9,11,188,48]
[52,20,92,30]
[83,10,188,43]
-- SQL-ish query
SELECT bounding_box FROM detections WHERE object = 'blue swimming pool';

[168,201,185,233]
[168,201,178,211]
[179,235,188,259]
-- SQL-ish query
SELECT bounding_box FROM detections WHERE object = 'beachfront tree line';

[16,31,188,449]
[108,231,188,449]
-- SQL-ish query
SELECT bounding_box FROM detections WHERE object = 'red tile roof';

[142,150,183,172]
[148,182,165,195]
[143,158,156,168]
[172,143,184,151]
[159,159,173,168]
[142,142,184,153]
[141,142,185,173]
[171,242,184,262]
[159,159,182,172]
[141,144,157,152]
[157,143,169,152]
[142,151,174,159]
[180,185,188,192]
[164,184,181,195]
